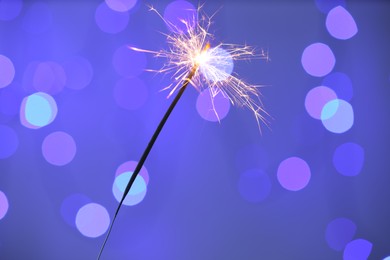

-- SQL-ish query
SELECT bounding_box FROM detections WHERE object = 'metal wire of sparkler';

[98,5,268,259]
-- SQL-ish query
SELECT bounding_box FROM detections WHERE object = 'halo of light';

[33,61,67,95]
[113,78,148,110]
[238,169,272,203]
[314,0,346,14]
[112,172,147,206]
[235,144,269,172]
[0,54,15,89]
[0,191,9,220]
[75,203,110,238]
[277,157,311,191]
[305,86,337,120]
[301,43,335,77]
[20,92,58,129]
[42,131,77,166]
[326,6,358,40]
[22,2,52,34]
[343,239,373,260]
[61,194,92,227]
[62,56,93,90]
[199,47,234,82]
[95,2,129,34]
[105,0,137,12]
[163,0,197,34]
[0,125,19,159]
[196,88,231,122]
[0,0,23,21]
[115,161,149,184]
[112,45,147,77]
[322,72,353,101]
[333,142,364,177]
[325,218,357,251]
[321,99,354,134]
[383,256,390,260]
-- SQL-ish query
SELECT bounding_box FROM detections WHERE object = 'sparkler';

[98,5,268,259]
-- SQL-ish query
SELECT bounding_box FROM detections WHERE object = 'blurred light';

[0,54,15,89]
[343,239,373,260]
[22,2,52,34]
[0,0,23,21]
[20,92,58,129]
[322,72,353,101]
[321,99,354,134]
[61,194,92,227]
[383,257,390,260]
[326,6,358,40]
[112,45,147,77]
[115,161,149,184]
[42,131,77,166]
[235,144,268,172]
[200,47,234,82]
[305,86,337,120]
[333,142,364,177]
[325,218,357,251]
[196,88,230,122]
[315,0,346,14]
[0,191,9,220]
[164,0,197,34]
[33,62,67,95]
[238,169,271,203]
[75,203,110,238]
[113,78,148,110]
[0,125,18,159]
[62,56,93,90]
[301,43,335,77]
[105,0,137,12]
[277,157,311,191]
[95,2,129,34]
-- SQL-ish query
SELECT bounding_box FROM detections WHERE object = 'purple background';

[1,0,390,259]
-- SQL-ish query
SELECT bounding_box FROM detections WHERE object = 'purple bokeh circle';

[326,6,358,40]
[343,239,373,260]
[325,218,357,251]
[95,2,129,34]
[196,88,231,122]
[238,169,272,203]
[105,0,137,12]
[333,142,364,177]
[0,54,15,89]
[322,72,353,101]
[164,0,197,34]
[277,157,311,191]
[75,203,110,238]
[0,0,23,21]
[61,193,92,227]
[33,62,67,95]
[301,43,335,77]
[0,125,18,159]
[0,191,9,220]
[321,99,354,134]
[113,78,148,110]
[62,56,93,90]
[305,86,337,120]
[42,131,77,166]
[22,2,52,34]
[112,45,147,77]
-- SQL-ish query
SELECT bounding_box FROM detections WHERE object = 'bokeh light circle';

[277,157,311,191]
[196,88,230,122]
[343,239,373,260]
[0,125,19,159]
[95,2,129,34]
[0,191,9,220]
[61,194,92,227]
[305,86,337,120]
[113,78,148,110]
[301,43,335,77]
[33,61,67,95]
[164,0,197,34]
[22,2,52,34]
[333,142,364,177]
[62,56,93,90]
[325,218,357,251]
[0,54,15,89]
[200,47,234,82]
[75,203,110,238]
[112,45,147,77]
[42,131,77,166]
[322,72,353,101]
[105,0,137,12]
[321,99,354,134]
[326,6,358,40]
[20,92,58,129]
[238,169,272,203]
[0,0,23,21]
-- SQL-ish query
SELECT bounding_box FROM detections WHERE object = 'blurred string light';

[277,157,311,191]
[326,6,358,40]
[0,191,9,220]
[95,2,129,34]
[325,218,357,251]
[0,54,15,89]
[75,203,110,238]
[343,239,373,260]
[62,56,94,90]
[105,0,137,12]
[41,131,77,166]
[333,142,365,177]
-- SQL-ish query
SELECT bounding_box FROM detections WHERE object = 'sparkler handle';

[98,67,197,260]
